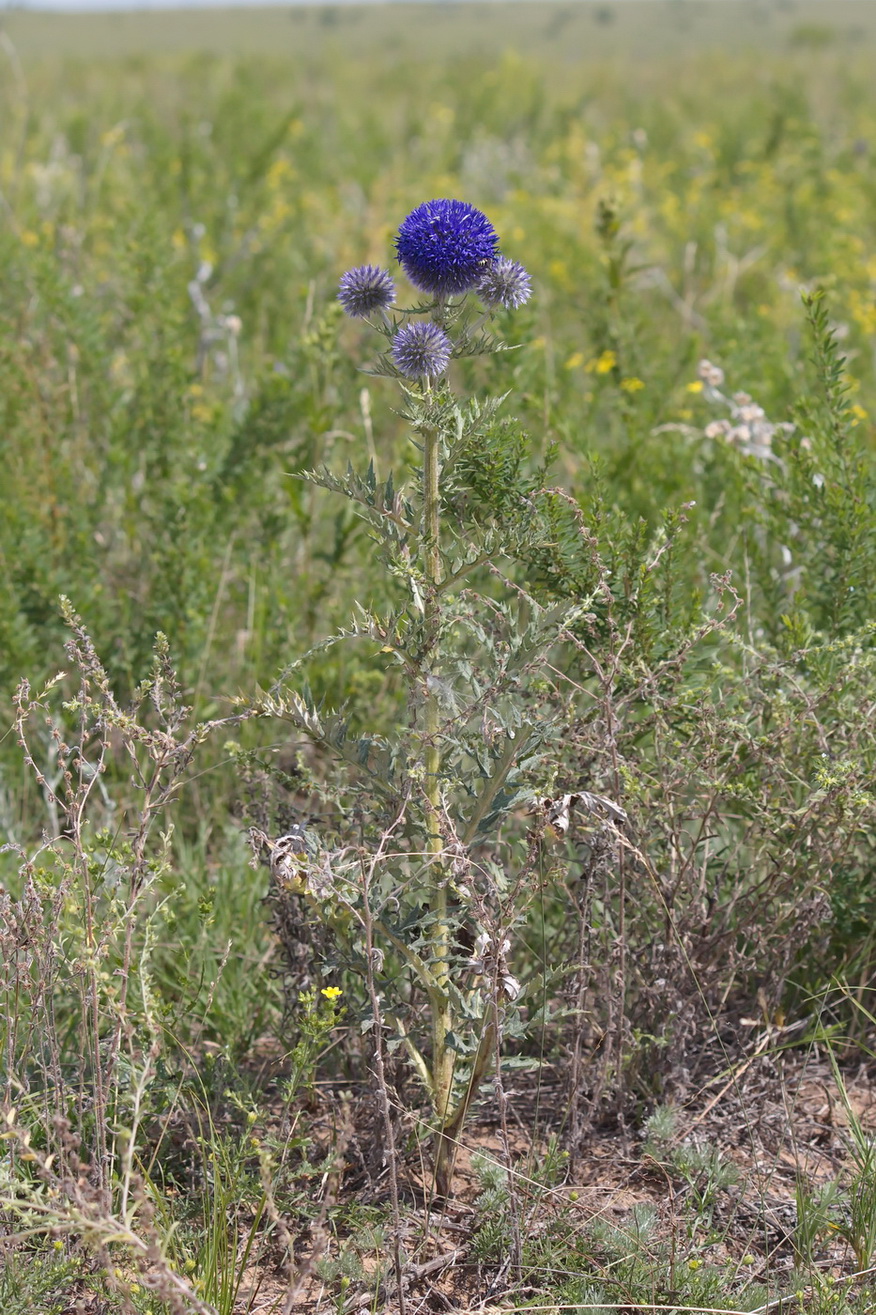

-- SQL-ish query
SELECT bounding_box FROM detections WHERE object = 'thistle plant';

[252,198,565,1195]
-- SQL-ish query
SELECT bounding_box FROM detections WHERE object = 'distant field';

[2,0,875,61]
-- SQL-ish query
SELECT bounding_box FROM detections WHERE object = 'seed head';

[477,256,532,310]
[391,321,453,379]
[338,265,396,318]
[395,199,499,297]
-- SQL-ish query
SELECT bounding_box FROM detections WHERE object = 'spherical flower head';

[338,265,396,318]
[477,257,532,310]
[391,321,452,379]
[395,199,500,297]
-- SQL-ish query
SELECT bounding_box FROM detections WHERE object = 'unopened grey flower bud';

[477,257,532,310]
[391,321,452,379]
[338,265,396,319]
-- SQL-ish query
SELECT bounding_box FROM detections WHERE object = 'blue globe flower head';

[338,265,396,318]
[391,321,453,379]
[395,199,500,297]
[477,257,533,311]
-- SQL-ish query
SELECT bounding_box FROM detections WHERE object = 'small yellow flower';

[586,349,612,376]
[564,351,585,370]
[321,986,343,1000]
[686,380,704,394]
[620,377,645,393]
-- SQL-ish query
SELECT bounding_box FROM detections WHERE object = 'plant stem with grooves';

[422,387,454,1196]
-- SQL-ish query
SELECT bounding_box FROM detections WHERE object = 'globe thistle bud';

[338,265,396,318]
[477,257,533,310]
[391,321,453,379]
[395,199,499,297]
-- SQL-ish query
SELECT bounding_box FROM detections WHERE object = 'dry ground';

[224,1028,876,1314]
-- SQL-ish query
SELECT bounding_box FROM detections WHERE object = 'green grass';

[2,4,876,707]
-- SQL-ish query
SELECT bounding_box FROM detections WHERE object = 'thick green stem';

[422,410,455,1194]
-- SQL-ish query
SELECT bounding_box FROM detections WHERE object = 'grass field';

[4,2,876,1311]
[3,0,876,60]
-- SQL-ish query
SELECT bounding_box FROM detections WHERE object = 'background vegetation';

[3,2,876,1310]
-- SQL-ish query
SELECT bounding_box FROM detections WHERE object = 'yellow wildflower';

[587,349,617,375]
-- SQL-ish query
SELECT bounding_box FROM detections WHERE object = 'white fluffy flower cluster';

[696,359,793,461]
